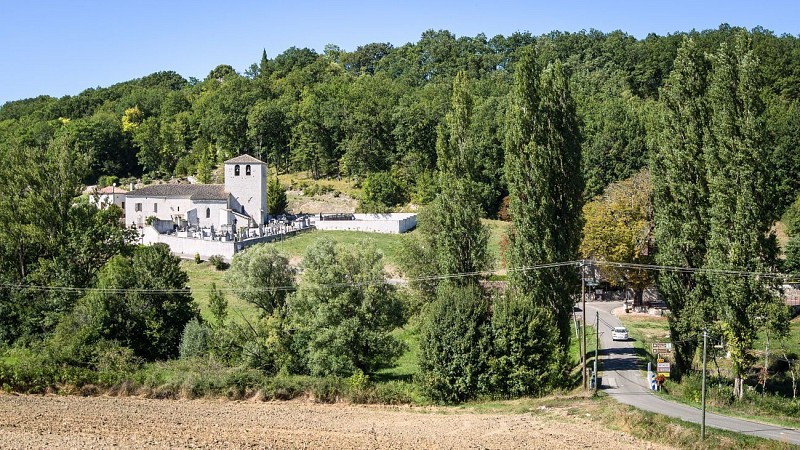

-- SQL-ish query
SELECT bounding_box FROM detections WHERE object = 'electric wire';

[1,258,798,295]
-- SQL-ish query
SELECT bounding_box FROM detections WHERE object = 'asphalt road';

[584,301,800,446]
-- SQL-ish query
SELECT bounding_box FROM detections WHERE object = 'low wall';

[140,226,312,261]
[312,213,417,234]
[142,226,235,260]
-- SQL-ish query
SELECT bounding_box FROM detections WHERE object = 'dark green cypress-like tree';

[704,33,784,399]
[503,47,583,351]
[651,37,713,379]
[436,70,476,179]
[408,70,489,291]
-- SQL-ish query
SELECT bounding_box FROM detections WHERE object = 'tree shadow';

[599,345,649,372]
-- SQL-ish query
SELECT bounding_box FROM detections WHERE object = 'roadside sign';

[657,362,671,378]
[652,342,673,353]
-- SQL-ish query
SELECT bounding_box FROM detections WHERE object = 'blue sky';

[1,0,798,105]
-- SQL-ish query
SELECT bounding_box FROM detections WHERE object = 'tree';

[0,133,92,342]
[410,176,489,291]
[247,99,290,166]
[580,170,654,305]
[489,291,565,397]
[418,283,491,403]
[704,33,784,398]
[267,177,288,216]
[651,37,713,379]
[79,244,199,360]
[121,106,143,133]
[436,71,475,178]
[503,47,583,352]
[360,171,406,212]
[225,244,295,317]
[287,238,405,376]
[207,282,228,328]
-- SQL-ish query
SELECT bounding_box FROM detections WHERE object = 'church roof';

[126,184,228,201]
[224,154,265,165]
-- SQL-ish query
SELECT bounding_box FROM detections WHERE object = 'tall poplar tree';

[418,71,490,401]
[704,33,785,398]
[503,47,583,351]
[415,70,489,289]
[651,38,713,378]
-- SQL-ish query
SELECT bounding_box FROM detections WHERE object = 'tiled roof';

[126,184,228,201]
[224,154,265,165]
[97,186,128,194]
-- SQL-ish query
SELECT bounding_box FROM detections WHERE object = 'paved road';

[584,301,800,446]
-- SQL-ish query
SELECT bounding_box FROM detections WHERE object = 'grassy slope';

[180,260,259,322]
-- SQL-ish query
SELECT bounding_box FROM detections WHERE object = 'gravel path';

[0,394,672,449]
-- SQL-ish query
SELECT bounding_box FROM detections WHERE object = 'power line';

[0,258,796,296]
[0,260,583,295]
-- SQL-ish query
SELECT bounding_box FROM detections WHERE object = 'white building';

[125,154,267,231]
[90,185,127,211]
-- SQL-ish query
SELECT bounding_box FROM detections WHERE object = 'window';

[206,208,211,219]
[135,203,142,212]
[153,203,158,213]
[245,164,251,176]
[234,164,240,176]
[121,202,125,209]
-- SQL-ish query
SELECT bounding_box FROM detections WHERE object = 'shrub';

[373,381,418,404]
[208,283,228,327]
[783,196,800,237]
[418,283,492,403]
[361,171,406,210]
[194,253,201,264]
[268,177,288,215]
[208,254,229,270]
[179,319,212,359]
[97,175,119,189]
[489,291,567,397]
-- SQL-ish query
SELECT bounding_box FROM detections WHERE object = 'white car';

[612,326,629,341]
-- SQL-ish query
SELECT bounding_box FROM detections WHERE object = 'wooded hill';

[2,24,799,216]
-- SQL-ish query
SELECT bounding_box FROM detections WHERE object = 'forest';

[1,24,800,410]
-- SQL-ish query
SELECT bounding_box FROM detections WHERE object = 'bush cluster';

[208,254,229,270]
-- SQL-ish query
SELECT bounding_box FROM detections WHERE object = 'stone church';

[125,154,267,231]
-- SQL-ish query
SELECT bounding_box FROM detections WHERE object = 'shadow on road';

[600,345,648,371]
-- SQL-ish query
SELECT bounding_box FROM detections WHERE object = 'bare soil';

[0,394,672,449]
[287,191,358,215]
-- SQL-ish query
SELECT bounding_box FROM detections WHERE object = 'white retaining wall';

[141,226,236,260]
[139,226,311,261]
[312,213,417,234]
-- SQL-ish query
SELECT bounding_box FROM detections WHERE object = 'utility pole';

[701,329,708,440]
[594,311,599,392]
[581,260,587,391]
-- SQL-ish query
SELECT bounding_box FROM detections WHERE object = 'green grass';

[263,229,410,268]
[180,260,259,322]
[483,219,510,270]
[753,316,800,356]
[375,323,420,382]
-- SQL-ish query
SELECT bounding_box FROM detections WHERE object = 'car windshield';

[614,327,627,333]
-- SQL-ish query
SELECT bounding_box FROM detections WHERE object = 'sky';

[1,0,798,105]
